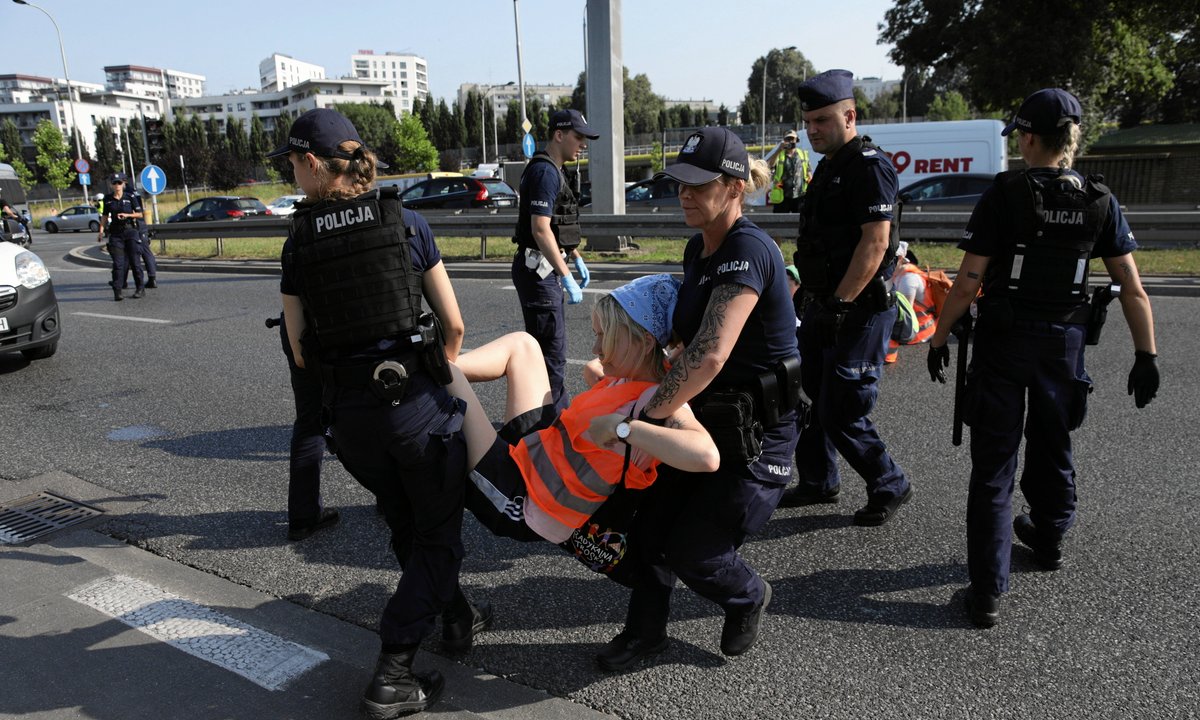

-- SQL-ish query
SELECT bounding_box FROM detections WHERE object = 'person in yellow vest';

[447,273,718,557]
[885,241,938,362]
[766,130,811,213]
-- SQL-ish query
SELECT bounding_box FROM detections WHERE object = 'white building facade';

[259,54,326,93]
[352,51,427,114]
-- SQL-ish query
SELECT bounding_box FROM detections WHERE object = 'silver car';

[42,205,101,233]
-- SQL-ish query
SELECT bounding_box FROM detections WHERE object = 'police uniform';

[959,164,1135,601]
[512,109,596,411]
[100,175,145,299]
[788,70,912,524]
[617,128,801,664]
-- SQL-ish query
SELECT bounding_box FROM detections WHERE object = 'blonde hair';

[592,294,667,381]
[1037,122,1082,170]
[720,157,772,196]
[308,140,378,199]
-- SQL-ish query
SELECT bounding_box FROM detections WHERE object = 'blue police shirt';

[673,217,798,387]
[520,159,560,218]
[810,137,899,227]
[961,168,1136,259]
[102,192,144,232]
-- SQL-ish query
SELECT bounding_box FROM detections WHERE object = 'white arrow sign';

[139,164,167,196]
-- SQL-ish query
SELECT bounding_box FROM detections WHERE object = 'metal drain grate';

[0,491,104,545]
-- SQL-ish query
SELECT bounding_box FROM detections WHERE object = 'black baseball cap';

[266,108,388,168]
[549,109,600,139]
[798,69,855,112]
[655,127,749,186]
[109,172,126,183]
[1002,88,1082,137]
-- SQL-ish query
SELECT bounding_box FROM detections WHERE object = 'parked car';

[898,173,994,208]
[0,241,59,361]
[42,205,100,233]
[624,177,680,211]
[266,194,306,216]
[399,176,517,210]
[165,196,272,223]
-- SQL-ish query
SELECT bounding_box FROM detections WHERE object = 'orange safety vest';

[512,377,658,531]
[892,262,937,344]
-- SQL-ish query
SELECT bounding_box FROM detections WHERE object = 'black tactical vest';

[290,187,425,351]
[983,169,1110,322]
[515,151,581,251]
[793,136,899,295]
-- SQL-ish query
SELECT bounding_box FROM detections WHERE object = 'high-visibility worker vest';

[512,377,658,533]
[891,262,937,344]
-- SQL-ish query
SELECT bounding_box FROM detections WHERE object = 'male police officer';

[513,108,598,411]
[766,130,811,213]
[97,172,145,301]
[783,69,913,525]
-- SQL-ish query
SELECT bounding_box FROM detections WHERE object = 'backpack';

[891,290,919,343]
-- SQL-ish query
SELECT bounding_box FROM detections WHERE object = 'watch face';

[616,421,631,440]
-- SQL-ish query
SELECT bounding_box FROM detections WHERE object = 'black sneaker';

[964,585,1000,628]
[287,508,340,541]
[853,485,913,527]
[595,630,669,671]
[1013,514,1063,570]
[443,601,495,653]
[778,485,840,508]
[720,580,772,657]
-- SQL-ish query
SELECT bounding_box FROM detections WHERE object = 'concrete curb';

[65,244,1200,296]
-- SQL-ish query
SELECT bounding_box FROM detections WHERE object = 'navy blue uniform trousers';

[626,412,798,637]
[965,319,1089,595]
[329,374,468,647]
[278,319,325,524]
[107,228,143,291]
[794,303,908,500]
[512,252,568,412]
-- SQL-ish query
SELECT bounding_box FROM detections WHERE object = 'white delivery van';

[798,119,1007,179]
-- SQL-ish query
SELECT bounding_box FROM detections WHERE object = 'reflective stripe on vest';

[511,378,658,530]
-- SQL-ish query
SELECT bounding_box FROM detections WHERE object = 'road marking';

[68,575,327,691]
[73,312,172,324]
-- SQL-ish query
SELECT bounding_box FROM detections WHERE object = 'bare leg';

[455,332,552,423]
[445,365,498,470]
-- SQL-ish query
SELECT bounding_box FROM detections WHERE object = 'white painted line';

[68,575,327,691]
[73,312,172,324]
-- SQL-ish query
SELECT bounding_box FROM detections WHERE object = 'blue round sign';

[139,165,168,195]
[521,133,536,159]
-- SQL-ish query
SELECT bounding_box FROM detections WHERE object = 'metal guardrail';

[146,206,1200,255]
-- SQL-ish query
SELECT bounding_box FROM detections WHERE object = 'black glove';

[928,342,950,384]
[1127,350,1159,409]
[810,297,853,348]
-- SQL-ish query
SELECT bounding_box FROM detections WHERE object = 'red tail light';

[475,184,489,201]
[226,209,245,218]
[264,208,273,215]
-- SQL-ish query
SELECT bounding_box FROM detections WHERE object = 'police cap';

[550,109,600,139]
[109,172,126,184]
[655,127,749,186]
[266,108,389,168]
[798,69,855,112]
[1002,88,1082,137]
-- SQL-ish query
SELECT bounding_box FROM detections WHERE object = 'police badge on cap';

[655,127,749,186]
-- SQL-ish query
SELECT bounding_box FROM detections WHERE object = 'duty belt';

[321,354,423,402]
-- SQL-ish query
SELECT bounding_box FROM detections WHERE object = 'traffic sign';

[78,172,91,186]
[521,133,536,159]
[74,158,90,174]
[521,118,532,134]
[140,164,167,195]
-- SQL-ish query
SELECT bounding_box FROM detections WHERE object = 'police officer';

[513,108,597,411]
[927,88,1160,627]
[270,108,488,717]
[766,130,810,213]
[782,69,913,525]
[97,173,145,301]
[603,128,802,669]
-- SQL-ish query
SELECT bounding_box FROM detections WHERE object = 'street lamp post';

[14,0,87,205]
[482,82,514,165]
[760,46,796,153]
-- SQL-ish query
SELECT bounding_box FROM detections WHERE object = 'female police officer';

[927,89,1160,628]
[599,128,802,669]
[272,108,481,717]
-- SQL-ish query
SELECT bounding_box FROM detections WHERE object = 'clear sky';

[6,0,902,109]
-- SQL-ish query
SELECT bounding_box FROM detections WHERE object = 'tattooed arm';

[642,282,760,419]
[930,252,989,348]
[1103,253,1157,353]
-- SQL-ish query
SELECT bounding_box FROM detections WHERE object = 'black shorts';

[464,404,556,542]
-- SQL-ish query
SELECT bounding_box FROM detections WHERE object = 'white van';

[797,119,1007,179]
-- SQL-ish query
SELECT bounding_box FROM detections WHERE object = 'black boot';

[361,647,443,719]
[113,286,123,301]
[145,277,157,289]
[720,580,772,656]
[442,589,495,653]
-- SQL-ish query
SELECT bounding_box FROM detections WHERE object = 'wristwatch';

[615,416,634,444]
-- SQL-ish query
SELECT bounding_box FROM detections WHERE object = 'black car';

[400,177,517,210]
[166,196,272,222]
[898,173,994,208]
[624,178,680,211]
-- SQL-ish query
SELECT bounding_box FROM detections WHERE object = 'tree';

[334,103,403,167]
[33,120,73,206]
[394,113,439,172]
[93,120,123,182]
[1161,26,1200,123]
[926,90,971,121]
[570,66,667,136]
[717,104,730,126]
[248,114,270,161]
[1,119,36,189]
[739,48,817,128]
[853,87,873,120]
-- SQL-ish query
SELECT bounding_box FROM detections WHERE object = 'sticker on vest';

[312,201,381,238]
[567,521,627,573]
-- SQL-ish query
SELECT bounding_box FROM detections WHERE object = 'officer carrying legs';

[97,173,145,301]
[927,88,1160,627]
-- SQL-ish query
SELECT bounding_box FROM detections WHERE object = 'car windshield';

[235,199,265,211]
[481,179,516,195]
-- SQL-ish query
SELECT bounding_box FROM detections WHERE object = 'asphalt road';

[3,233,1198,719]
